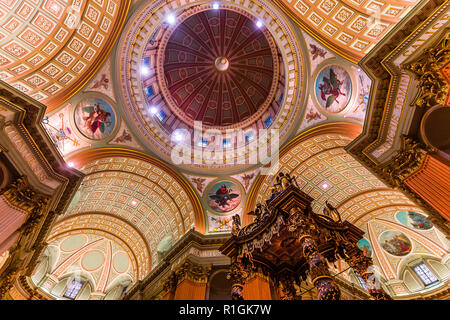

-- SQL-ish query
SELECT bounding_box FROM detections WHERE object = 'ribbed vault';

[48,213,150,279]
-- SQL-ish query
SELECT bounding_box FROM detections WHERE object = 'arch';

[48,213,148,280]
[54,271,96,300]
[246,122,363,218]
[206,270,232,300]
[0,0,131,109]
[66,148,205,233]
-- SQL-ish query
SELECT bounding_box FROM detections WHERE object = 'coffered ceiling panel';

[0,0,130,108]
[276,0,420,61]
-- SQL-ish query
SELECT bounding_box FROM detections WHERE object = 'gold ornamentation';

[406,29,450,109]
[0,266,18,299]
[174,259,212,284]
[231,214,241,236]
[381,136,432,187]
[1,177,49,214]
[162,272,178,295]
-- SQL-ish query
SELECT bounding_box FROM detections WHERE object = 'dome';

[156,8,279,128]
[118,2,303,173]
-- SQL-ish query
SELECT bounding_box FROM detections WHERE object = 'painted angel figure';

[318,68,346,109]
[82,103,112,136]
[309,44,326,60]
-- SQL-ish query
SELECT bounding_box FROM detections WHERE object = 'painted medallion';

[74,98,116,140]
[315,65,352,113]
[379,231,412,256]
[396,211,432,230]
[357,238,372,257]
[208,181,241,213]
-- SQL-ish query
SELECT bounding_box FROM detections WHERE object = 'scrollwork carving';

[381,136,433,187]
[406,29,450,109]
[1,177,49,215]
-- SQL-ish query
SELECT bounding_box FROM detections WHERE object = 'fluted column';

[288,206,341,300]
[300,236,341,300]
[345,249,391,300]
[227,256,248,300]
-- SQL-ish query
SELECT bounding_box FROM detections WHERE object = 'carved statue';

[231,214,241,236]
[322,201,342,223]
[279,172,291,190]
[406,30,449,108]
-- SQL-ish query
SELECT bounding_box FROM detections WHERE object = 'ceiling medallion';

[215,57,230,72]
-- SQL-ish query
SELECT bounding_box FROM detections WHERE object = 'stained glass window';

[413,263,439,286]
[157,109,167,122]
[198,137,208,147]
[222,139,231,148]
[63,280,83,299]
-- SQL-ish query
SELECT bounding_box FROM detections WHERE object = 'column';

[228,256,248,300]
[345,249,392,300]
[287,206,341,300]
[278,276,300,300]
[300,236,341,300]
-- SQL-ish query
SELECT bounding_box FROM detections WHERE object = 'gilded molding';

[174,259,212,284]
[345,1,450,237]
[1,177,49,214]
[406,28,450,109]
[380,136,434,188]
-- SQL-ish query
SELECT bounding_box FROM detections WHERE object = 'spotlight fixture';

[173,130,185,142]
[149,106,158,115]
[166,14,176,25]
[141,65,150,76]
[321,182,331,190]
[213,3,219,9]
[256,20,263,28]
[67,162,74,168]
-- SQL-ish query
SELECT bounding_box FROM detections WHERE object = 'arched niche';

[104,274,133,300]
[207,270,232,300]
[50,271,95,300]
[398,255,449,294]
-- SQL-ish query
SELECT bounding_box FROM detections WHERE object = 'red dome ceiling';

[158,9,279,128]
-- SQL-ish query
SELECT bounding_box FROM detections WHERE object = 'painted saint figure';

[75,98,116,140]
[82,103,112,135]
[318,68,347,109]
[380,231,412,256]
